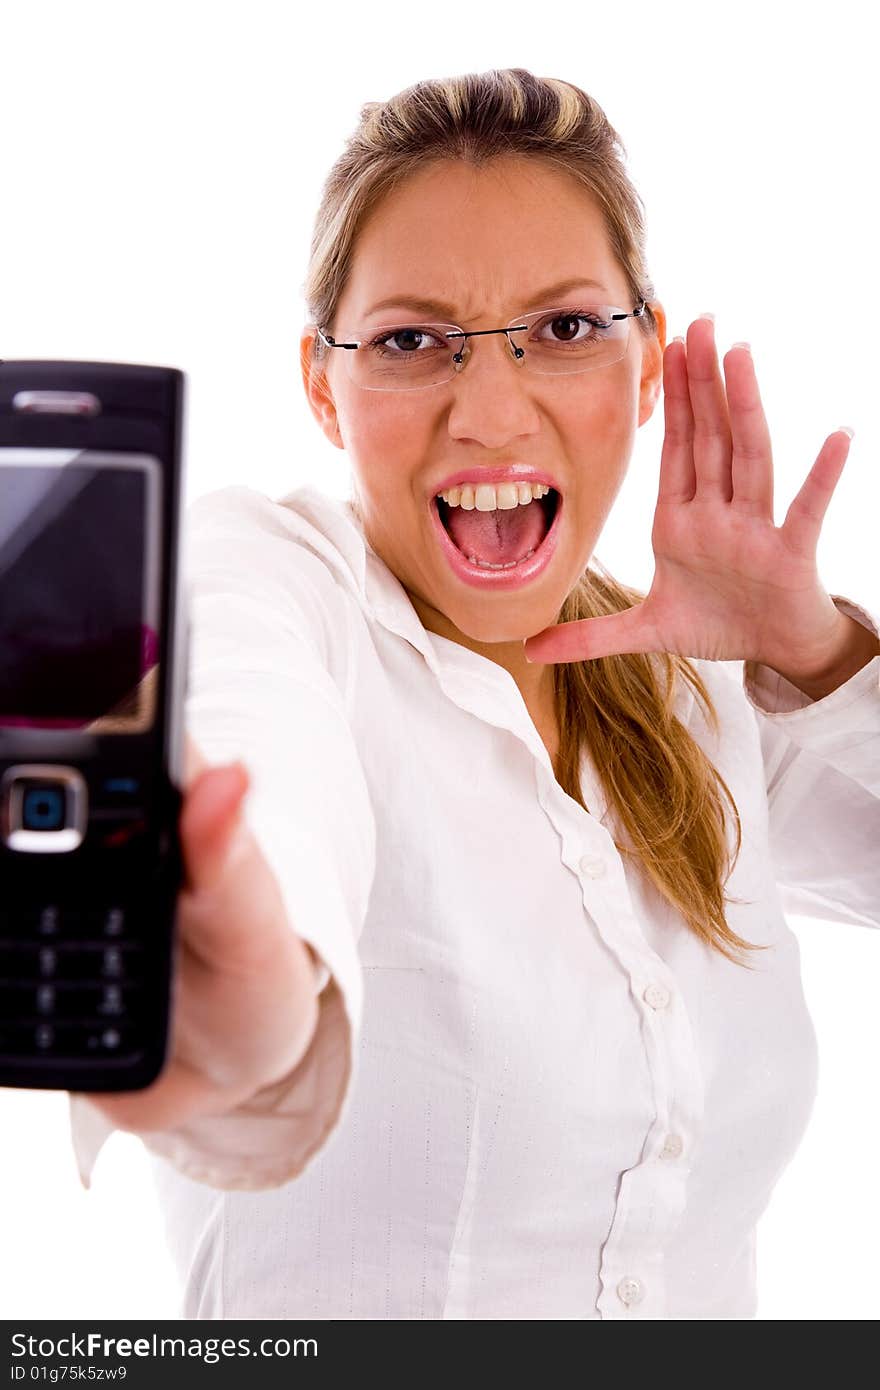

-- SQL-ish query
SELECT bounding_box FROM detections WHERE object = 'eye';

[369,326,448,355]
[533,309,612,343]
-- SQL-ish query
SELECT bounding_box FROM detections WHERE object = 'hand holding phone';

[0,360,319,1102]
[76,732,320,1133]
[0,359,191,1090]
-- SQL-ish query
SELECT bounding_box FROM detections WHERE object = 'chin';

[447,599,563,646]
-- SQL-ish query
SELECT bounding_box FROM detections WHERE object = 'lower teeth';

[466,548,535,570]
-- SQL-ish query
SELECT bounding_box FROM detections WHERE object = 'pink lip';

[428,489,564,590]
[430,465,563,496]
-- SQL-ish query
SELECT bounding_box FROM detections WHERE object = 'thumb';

[179,761,251,895]
[523,605,654,665]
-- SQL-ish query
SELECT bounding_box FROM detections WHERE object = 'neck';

[405,589,558,722]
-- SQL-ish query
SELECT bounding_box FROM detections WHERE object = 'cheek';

[340,396,436,522]
[565,359,635,424]
[558,380,635,476]
[346,399,428,476]
[340,389,427,453]
[557,375,636,542]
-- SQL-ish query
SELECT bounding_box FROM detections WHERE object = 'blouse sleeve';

[741,593,880,929]
[67,488,376,1192]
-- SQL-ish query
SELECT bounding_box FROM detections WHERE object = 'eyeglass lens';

[341,306,633,391]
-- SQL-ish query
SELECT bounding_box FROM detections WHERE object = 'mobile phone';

[0,359,188,1092]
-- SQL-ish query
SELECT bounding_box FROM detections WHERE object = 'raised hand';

[523,314,854,677]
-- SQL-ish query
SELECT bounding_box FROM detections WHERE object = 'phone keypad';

[0,902,148,1061]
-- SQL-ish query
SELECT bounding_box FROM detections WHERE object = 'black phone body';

[0,360,188,1091]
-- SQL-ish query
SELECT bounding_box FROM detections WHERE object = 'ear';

[300,327,344,450]
[637,300,666,428]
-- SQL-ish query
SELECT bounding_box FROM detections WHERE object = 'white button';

[617,1276,645,1306]
[660,1133,684,1160]
[643,982,671,1010]
[579,853,606,878]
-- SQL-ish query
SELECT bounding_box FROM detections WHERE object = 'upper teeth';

[437,482,552,510]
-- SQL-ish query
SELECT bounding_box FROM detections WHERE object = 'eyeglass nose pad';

[505,329,525,361]
[450,331,526,370]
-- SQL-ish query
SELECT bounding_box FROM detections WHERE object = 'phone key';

[0,940,143,983]
[70,905,132,939]
[0,979,143,1021]
[60,981,142,1018]
[102,907,127,937]
[76,944,144,982]
[49,906,130,939]
[0,904,63,938]
[0,903,137,943]
[81,1021,143,1058]
[0,942,61,975]
[37,905,61,936]
[0,1018,143,1060]
[53,906,91,938]
[36,983,57,1012]
[0,983,55,1018]
[0,1021,55,1053]
[102,945,125,977]
[96,982,124,1015]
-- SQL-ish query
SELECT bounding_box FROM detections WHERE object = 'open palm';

[523,315,852,673]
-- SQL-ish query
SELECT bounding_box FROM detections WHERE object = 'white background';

[1,0,878,1321]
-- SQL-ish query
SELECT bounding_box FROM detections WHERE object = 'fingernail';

[839,425,855,439]
[699,312,715,323]
[731,341,751,351]
[672,335,685,345]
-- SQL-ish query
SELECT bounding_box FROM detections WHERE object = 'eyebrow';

[362,277,613,321]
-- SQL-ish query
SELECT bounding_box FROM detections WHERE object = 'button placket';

[540,771,704,1323]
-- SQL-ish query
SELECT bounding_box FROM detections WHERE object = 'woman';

[69,68,880,1319]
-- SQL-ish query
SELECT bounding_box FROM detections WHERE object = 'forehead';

[338,157,626,324]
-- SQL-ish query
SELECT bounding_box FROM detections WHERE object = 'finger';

[658,336,696,502]
[780,429,852,555]
[523,606,658,665]
[686,315,733,500]
[178,757,287,977]
[722,342,774,516]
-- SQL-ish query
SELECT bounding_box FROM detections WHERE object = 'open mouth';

[433,487,560,570]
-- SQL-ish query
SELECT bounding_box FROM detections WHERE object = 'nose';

[446,331,541,447]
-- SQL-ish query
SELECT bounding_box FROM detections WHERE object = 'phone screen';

[0,450,162,734]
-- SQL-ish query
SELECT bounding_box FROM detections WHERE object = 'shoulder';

[185,483,366,615]
[183,485,371,680]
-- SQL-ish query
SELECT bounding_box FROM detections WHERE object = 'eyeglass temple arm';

[315,327,360,350]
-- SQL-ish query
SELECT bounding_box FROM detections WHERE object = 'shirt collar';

[273,484,610,817]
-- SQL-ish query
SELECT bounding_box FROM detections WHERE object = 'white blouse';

[68,483,880,1320]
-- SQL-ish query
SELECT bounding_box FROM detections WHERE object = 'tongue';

[444,498,548,564]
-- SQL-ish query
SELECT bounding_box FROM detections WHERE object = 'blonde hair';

[302,67,762,968]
